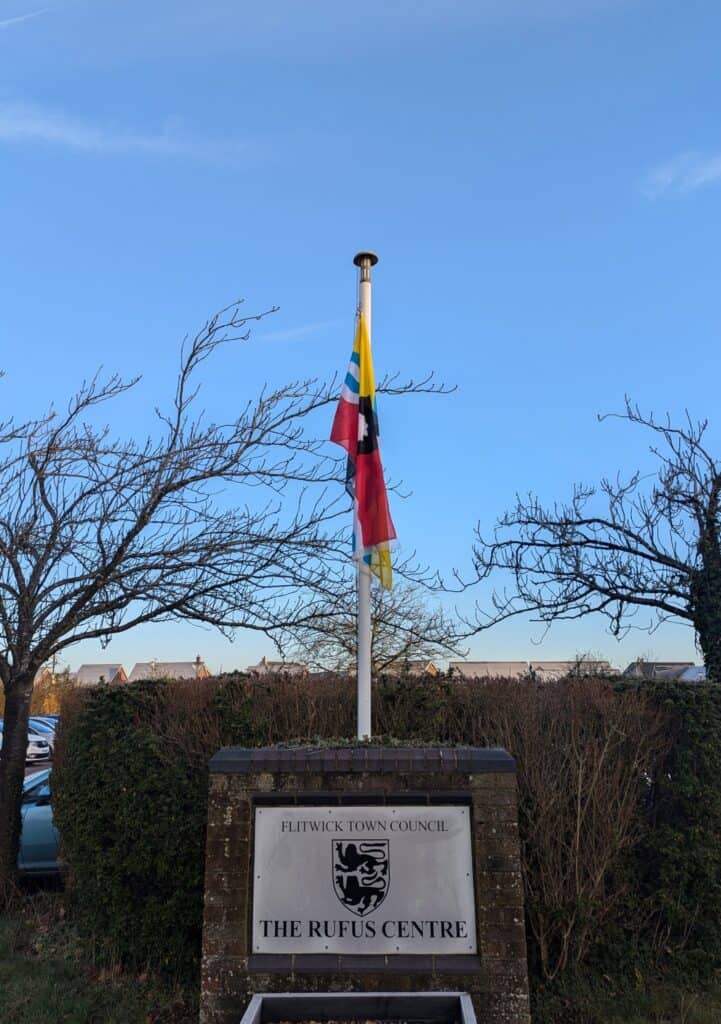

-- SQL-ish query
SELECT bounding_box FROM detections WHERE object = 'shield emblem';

[332,840,390,917]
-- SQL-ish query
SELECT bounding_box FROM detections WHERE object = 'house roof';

[450,661,528,679]
[383,660,439,676]
[622,661,694,680]
[127,660,208,682]
[679,666,706,682]
[531,661,578,671]
[530,660,614,675]
[449,660,616,680]
[246,657,307,675]
[407,660,439,675]
[74,664,125,685]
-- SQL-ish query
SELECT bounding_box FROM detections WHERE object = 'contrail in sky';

[0,9,48,30]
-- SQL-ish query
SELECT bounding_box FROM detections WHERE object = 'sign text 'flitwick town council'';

[252,805,477,955]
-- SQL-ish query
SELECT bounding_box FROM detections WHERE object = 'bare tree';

[0,301,446,898]
[470,400,721,679]
[278,567,467,673]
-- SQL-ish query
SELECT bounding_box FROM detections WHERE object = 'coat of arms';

[332,840,389,916]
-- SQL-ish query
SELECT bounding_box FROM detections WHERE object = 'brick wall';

[201,747,531,1024]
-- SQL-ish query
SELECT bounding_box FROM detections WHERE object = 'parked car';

[0,722,51,763]
[30,716,57,731]
[33,716,58,729]
[29,718,56,755]
[19,768,59,874]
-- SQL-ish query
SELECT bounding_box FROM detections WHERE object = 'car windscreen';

[23,775,51,802]
[30,720,54,733]
[23,769,51,792]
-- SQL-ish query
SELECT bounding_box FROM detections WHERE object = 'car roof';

[0,722,50,737]
[23,767,51,790]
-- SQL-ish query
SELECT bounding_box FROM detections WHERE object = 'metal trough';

[239,991,477,1024]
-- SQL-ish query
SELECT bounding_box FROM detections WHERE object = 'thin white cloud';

[1,0,633,73]
[0,8,47,30]
[257,321,341,344]
[640,151,721,199]
[0,98,248,164]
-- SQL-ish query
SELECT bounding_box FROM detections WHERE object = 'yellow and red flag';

[331,314,395,588]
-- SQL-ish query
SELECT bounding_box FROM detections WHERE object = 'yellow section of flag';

[371,542,392,590]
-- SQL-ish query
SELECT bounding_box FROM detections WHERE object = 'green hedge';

[53,684,221,976]
[52,674,721,1000]
[628,681,721,978]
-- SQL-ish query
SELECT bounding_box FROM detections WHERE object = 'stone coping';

[209,746,515,774]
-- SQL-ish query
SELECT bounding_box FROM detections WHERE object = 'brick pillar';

[200,746,531,1024]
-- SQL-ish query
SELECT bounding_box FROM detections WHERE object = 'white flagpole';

[353,250,378,740]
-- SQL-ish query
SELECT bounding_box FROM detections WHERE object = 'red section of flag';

[355,449,396,548]
[330,395,357,456]
[330,315,396,579]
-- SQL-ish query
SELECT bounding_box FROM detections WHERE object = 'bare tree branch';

[0,299,450,900]
[469,398,721,678]
[277,555,467,673]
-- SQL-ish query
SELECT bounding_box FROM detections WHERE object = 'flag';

[331,313,396,588]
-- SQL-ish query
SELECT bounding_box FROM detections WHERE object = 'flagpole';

[353,250,378,740]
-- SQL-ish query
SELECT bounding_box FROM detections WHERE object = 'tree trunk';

[0,669,35,905]
[690,536,721,683]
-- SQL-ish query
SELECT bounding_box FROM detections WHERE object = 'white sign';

[252,805,477,954]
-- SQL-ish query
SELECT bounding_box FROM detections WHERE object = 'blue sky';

[1,0,719,672]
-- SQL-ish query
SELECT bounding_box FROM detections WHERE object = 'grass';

[4,892,721,1024]
[533,972,721,1024]
[590,988,721,1024]
[0,892,197,1024]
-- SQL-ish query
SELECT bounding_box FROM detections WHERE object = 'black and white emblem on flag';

[332,840,389,916]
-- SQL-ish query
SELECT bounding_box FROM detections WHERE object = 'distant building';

[530,660,616,681]
[449,659,617,681]
[678,665,706,682]
[74,664,128,686]
[622,660,695,681]
[246,656,308,677]
[383,660,440,677]
[449,661,528,680]
[127,656,209,682]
